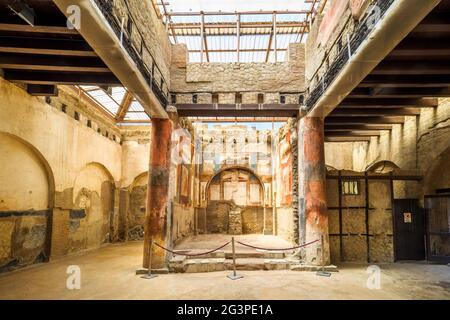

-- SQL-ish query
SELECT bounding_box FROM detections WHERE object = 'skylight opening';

[159,0,325,63]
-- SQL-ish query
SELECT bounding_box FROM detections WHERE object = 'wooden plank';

[0,23,79,34]
[329,108,421,117]
[4,70,121,86]
[325,131,381,137]
[176,103,299,117]
[27,84,58,96]
[0,52,110,73]
[0,36,96,57]
[325,116,405,125]
[325,124,392,131]
[348,87,450,98]
[359,75,450,88]
[325,137,372,142]
[339,98,438,108]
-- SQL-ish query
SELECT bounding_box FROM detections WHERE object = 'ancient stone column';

[299,117,330,266]
[143,118,173,270]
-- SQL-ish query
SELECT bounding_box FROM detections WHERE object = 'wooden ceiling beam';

[116,91,134,121]
[359,74,450,88]
[325,116,406,125]
[325,131,381,137]
[329,108,421,117]
[348,87,450,98]
[0,52,110,73]
[176,103,299,117]
[325,137,372,142]
[339,98,438,108]
[0,23,79,35]
[0,36,96,57]
[372,60,450,75]
[3,70,121,86]
[325,124,392,131]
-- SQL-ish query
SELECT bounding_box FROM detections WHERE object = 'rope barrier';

[154,241,231,257]
[144,237,323,281]
[236,239,320,251]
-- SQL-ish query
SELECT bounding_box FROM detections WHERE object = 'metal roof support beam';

[165,10,310,17]
[236,13,241,62]
[273,12,277,63]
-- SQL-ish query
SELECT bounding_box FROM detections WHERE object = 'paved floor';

[0,242,449,300]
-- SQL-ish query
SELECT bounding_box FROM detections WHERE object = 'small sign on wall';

[403,212,412,223]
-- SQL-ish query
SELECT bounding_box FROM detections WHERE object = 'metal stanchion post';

[316,235,331,277]
[227,237,243,280]
[141,238,158,280]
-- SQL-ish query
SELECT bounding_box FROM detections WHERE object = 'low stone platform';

[169,254,293,273]
[169,254,338,273]
[166,234,337,274]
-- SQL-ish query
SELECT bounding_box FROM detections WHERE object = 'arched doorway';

[205,167,267,234]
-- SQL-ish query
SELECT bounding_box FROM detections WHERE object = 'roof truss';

[158,1,327,62]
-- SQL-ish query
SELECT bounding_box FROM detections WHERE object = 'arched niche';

[424,146,450,195]
[206,166,265,204]
[0,132,55,268]
[365,160,400,173]
[72,162,115,251]
[127,171,148,241]
[205,166,266,234]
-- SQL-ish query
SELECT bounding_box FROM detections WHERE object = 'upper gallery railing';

[305,0,395,111]
[92,0,169,108]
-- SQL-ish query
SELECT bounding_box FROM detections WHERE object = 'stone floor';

[0,242,449,300]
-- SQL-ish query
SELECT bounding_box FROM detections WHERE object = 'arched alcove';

[72,162,115,251]
[365,160,400,173]
[127,171,148,240]
[205,166,266,234]
[424,146,450,195]
[0,132,55,269]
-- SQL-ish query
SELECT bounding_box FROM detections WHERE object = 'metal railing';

[305,0,395,110]
[92,0,169,108]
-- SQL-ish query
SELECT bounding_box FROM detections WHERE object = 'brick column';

[143,118,173,269]
[300,117,330,266]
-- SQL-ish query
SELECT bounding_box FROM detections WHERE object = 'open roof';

[157,0,326,63]
[74,1,326,123]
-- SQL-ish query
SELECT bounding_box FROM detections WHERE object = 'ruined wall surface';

[272,120,298,243]
[354,98,450,196]
[171,43,306,104]
[204,202,265,235]
[172,203,195,244]
[0,79,122,270]
[0,78,200,271]
[325,142,355,170]
[241,207,265,234]
[275,207,295,243]
[119,122,196,243]
[113,0,172,86]
[324,97,450,198]
[306,0,371,88]
[0,133,49,270]
[70,164,114,252]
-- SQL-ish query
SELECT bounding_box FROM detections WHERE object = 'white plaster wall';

[0,78,122,192]
[0,133,49,211]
